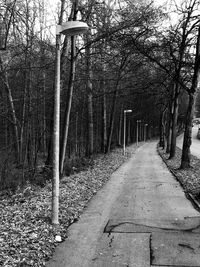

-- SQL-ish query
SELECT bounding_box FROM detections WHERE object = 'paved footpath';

[47,141,200,267]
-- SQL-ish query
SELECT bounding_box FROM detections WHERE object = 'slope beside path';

[177,125,200,159]
[0,146,134,267]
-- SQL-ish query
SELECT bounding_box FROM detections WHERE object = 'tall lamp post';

[136,120,141,146]
[123,110,132,155]
[52,21,88,226]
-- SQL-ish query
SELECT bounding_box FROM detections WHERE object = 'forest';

[0,0,200,189]
[1,0,200,266]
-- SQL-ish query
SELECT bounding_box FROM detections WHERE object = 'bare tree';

[181,25,200,168]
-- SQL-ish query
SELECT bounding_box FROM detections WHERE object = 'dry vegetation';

[158,146,200,198]
[2,143,199,266]
[0,145,136,267]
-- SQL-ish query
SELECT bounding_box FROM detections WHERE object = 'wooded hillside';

[0,0,200,190]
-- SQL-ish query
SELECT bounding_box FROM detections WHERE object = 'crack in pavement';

[108,235,114,248]
[178,242,195,252]
[104,217,200,234]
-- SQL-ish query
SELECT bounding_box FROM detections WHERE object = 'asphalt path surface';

[47,142,200,267]
[177,125,200,158]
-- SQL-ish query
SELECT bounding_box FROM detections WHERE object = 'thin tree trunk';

[140,121,142,141]
[118,106,123,146]
[75,112,78,155]
[85,33,94,157]
[102,79,107,152]
[128,118,131,144]
[27,68,35,169]
[59,0,78,174]
[106,80,120,153]
[87,78,94,156]
[1,70,20,163]
[43,71,46,155]
[27,121,34,170]
[45,107,53,168]
[169,19,188,157]
[45,0,67,170]
[19,70,28,164]
[3,89,8,152]
[166,104,173,153]
[159,110,165,149]
[181,26,200,168]
[60,36,76,174]
[169,84,179,158]
[106,54,129,153]
[180,93,195,168]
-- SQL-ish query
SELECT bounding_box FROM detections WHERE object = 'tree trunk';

[159,110,165,149]
[43,71,46,155]
[128,118,131,144]
[118,106,123,146]
[60,36,76,174]
[139,122,142,141]
[180,93,195,168]
[85,34,94,157]
[75,112,78,155]
[45,0,67,172]
[27,121,34,170]
[88,90,94,156]
[106,80,120,153]
[169,85,179,158]
[19,73,27,164]
[166,105,173,153]
[45,108,54,169]
[59,1,78,173]
[102,79,107,153]
[27,68,35,170]
[1,70,20,163]
[181,26,200,169]
[4,94,8,152]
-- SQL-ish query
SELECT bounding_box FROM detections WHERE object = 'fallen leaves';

[158,146,200,196]
[0,146,134,266]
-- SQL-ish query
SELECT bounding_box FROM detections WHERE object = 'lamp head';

[56,21,89,36]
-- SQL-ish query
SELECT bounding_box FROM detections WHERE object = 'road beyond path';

[47,141,200,267]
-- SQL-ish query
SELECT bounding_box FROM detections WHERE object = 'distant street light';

[136,120,141,146]
[52,21,88,226]
[123,110,132,155]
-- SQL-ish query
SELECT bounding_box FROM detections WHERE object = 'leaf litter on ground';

[0,145,136,267]
[158,146,200,197]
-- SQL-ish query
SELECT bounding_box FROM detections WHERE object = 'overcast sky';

[45,0,183,38]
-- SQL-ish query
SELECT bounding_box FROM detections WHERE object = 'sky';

[45,0,185,39]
